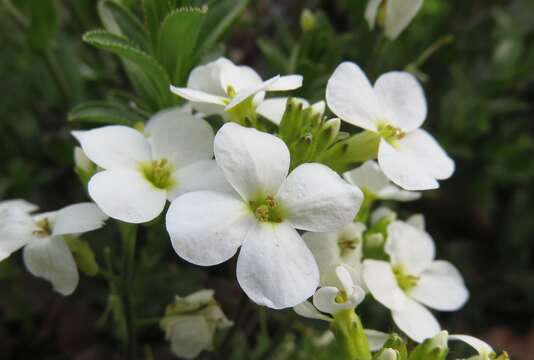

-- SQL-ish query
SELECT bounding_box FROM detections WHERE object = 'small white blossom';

[170,57,302,120]
[73,107,229,224]
[161,289,232,359]
[344,161,421,201]
[0,201,107,295]
[365,0,424,40]
[166,123,363,309]
[362,220,469,342]
[326,62,455,190]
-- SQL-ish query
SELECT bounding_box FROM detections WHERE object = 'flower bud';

[376,348,400,360]
[300,9,316,32]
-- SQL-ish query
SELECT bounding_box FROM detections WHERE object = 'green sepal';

[407,332,448,360]
[318,131,380,173]
[331,309,372,360]
[380,334,408,360]
[64,236,100,277]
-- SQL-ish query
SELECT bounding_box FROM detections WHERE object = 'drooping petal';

[88,170,167,223]
[0,199,38,213]
[166,191,254,266]
[391,296,441,343]
[385,221,435,275]
[144,108,215,169]
[166,315,213,359]
[448,334,494,357]
[236,222,319,309]
[169,160,232,200]
[72,126,151,170]
[410,260,469,311]
[52,202,108,236]
[214,123,290,201]
[365,329,390,351]
[343,161,390,194]
[362,259,407,311]
[266,75,303,91]
[326,62,381,132]
[0,208,35,261]
[378,138,438,191]
[278,163,363,232]
[23,237,79,296]
[397,129,455,180]
[385,0,424,40]
[169,86,227,110]
[293,301,332,322]
[364,0,383,30]
[313,286,363,315]
[374,71,427,132]
[225,75,280,110]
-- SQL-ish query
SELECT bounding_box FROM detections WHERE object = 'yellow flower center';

[140,158,175,190]
[249,194,286,223]
[393,265,419,293]
[33,218,52,237]
[378,122,405,147]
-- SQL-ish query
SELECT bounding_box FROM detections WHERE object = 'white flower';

[166,123,363,309]
[170,57,302,120]
[73,107,229,224]
[326,62,455,190]
[448,333,495,360]
[344,161,420,201]
[0,201,107,295]
[365,0,424,40]
[161,289,232,359]
[303,222,366,289]
[256,97,325,125]
[0,199,38,213]
[362,220,469,342]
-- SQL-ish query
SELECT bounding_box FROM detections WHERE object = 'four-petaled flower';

[73,107,229,224]
[362,220,469,342]
[0,201,107,295]
[326,62,455,190]
[166,123,363,309]
[365,0,424,40]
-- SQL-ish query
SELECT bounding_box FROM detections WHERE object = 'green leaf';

[83,29,172,110]
[142,0,174,45]
[68,101,145,125]
[29,0,60,50]
[196,0,249,56]
[64,236,100,277]
[257,38,289,73]
[157,7,206,85]
[98,0,151,52]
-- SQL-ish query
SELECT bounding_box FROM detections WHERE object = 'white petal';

[378,138,438,191]
[52,202,107,236]
[385,0,424,40]
[236,222,319,309]
[166,191,254,266]
[225,75,280,110]
[169,160,232,200]
[362,259,407,311]
[449,334,494,357]
[326,62,381,132]
[377,185,421,201]
[170,86,226,107]
[406,214,425,230]
[293,301,332,322]
[267,75,303,91]
[365,0,382,29]
[72,126,151,170]
[278,163,363,232]
[0,199,38,213]
[411,260,469,311]
[385,221,435,275]
[187,57,232,96]
[256,97,290,125]
[313,286,362,315]
[0,208,35,261]
[144,107,215,168]
[335,265,355,294]
[23,237,79,296]
[343,161,390,194]
[214,123,290,200]
[88,170,167,223]
[365,329,390,351]
[397,129,455,180]
[391,297,441,343]
[220,64,263,94]
[166,315,213,359]
[303,231,342,285]
[374,71,427,132]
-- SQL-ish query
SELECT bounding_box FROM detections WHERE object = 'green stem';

[331,310,371,360]
[407,35,454,71]
[120,223,138,360]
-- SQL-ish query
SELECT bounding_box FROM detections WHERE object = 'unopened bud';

[300,9,316,32]
[377,348,399,360]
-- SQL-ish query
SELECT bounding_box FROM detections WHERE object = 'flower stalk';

[331,309,372,360]
[119,223,138,360]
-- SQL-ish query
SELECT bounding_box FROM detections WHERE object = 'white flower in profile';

[326,62,455,191]
[166,123,363,309]
[161,289,232,359]
[303,222,366,289]
[73,107,229,224]
[365,0,424,40]
[426,331,498,360]
[256,97,326,125]
[0,201,107,295]
[344,161,420,201]
[362,220,469,342]
[170,57,302,121]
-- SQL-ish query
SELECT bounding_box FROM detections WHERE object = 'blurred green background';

[0,0,533,359]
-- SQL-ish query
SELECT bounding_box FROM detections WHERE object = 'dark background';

[0,0,533,359]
